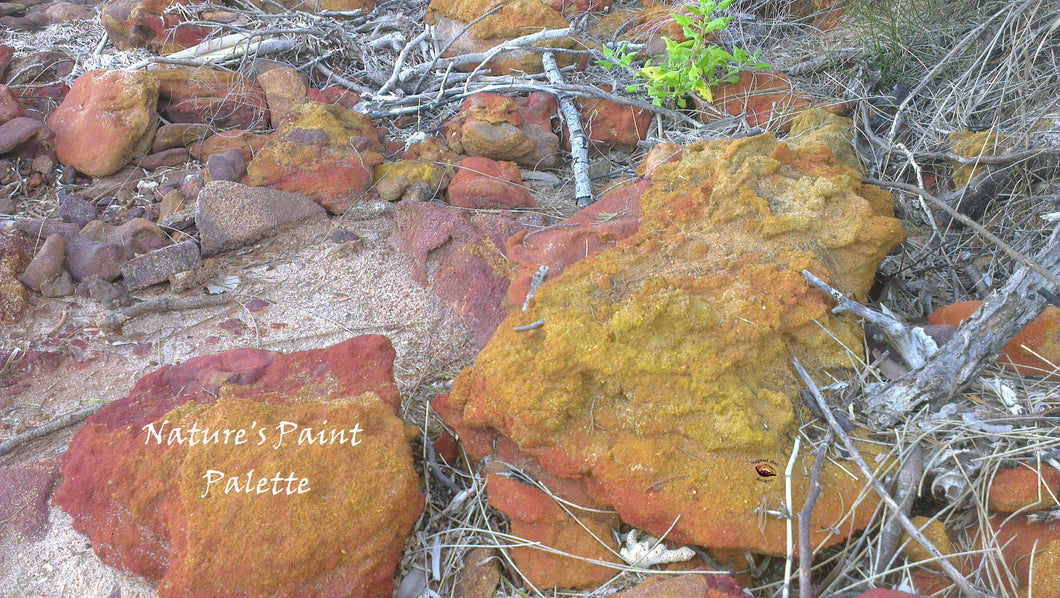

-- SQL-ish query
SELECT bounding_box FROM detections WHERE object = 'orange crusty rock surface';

[443,110,907,553]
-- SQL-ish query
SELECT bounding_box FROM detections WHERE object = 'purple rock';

[58,191,97,227]
[121,240,201,291]
[64,233,132,282]
[206,149,247,182]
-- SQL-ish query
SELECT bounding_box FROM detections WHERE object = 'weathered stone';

[447,156,533,209]
[139,147,190,170]
[48,69,159,177]
[190,129,272,162]
[454,547,501,598]
[52,336,421,597]
[0,116,51,155]
[39,270,75,297]
[609,573,747,597]
[445,93,560,168]
[58,192,96,227]
[0,456,62,543]
[0,231,30,322]
[206,148,247,182]
[373,160,446,202]
[950,129,1006,188]
[102,0,213,53]
[928,301,1060,380]
[121,240,201,291]
[244,102,384,213]
[111,218,169,254]
[75,275,129,308]
[577,87,652,151]
[256,65,306,128]
[152,122,211,152]
[64,233,132,282]
[156,67,268,130]
[0,84,28,125]
[19,232,65,291]
[43,2,94,22]
[987,464,1060,513]
[195,180,326,255]
[440,110,906,554]
[974,516,1060,597]
[702,71,814,133]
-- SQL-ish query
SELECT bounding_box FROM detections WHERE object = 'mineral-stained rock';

[244,102,384,213]
[447,156,534,209]
[454,547,501,598]
[974,515,1060,597]
[0,456,62,543]
[156,67,268,130]
[256,65,307,128]
[121,240,201,291]
[1,231,30,323]
[152,122,212,152]
[101,0,213,52]
[0,84,28,125]
[987,464,1060,513]
[609,573,747,597]
[190,128,272,162]
[19,232,65,291]
[373,160,447,202]
[444,92,560,168]
[703,71,814,133]
[576,87,652,152]
[53,336,423,597]
[196,180,326,255]
[47,69,159,177]
[440,110,906,554]
[950,129,1006,188]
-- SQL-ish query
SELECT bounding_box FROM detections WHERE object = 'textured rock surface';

[156,67,268,130]
[195,180,326,255]
[928,301,1060,379]
[244,102,384,213]
[0,116,52,155]
[447,157,534,209]
[441,110,906,553]
[52,336,422,597]
[577,88,653,151]
[705,71,815,133]
[0,456,62,543]
[609,573,747,597]
[988,464,1060,513]
[950,129,1006,188]
[101,0,213,52]
[19,233,66,292]
[445,93,560,168]
[975,515,1060,597]
[256,66,307,128]
[121,240,201,291]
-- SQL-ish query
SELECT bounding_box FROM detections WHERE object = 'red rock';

[319,86,360,109]
[156,67,268,130]
[609,573,747,597]
[507,178,645,307]
[988,464,1060,513]
[0,456,62,542]
[53,336,421,597]
[190,129,273,162]
[43,2,94,22]
[928,301,1060,379]
[0,231,30,323]
[447,156,534,209]
[390,200,541,348]
[48,69,159,177]
[454,547,501,598]
[974,515,1060,596]
[485,473,623,589]
[102,0,213,52]
[0,45,11,81]
[257,65,307,128]
[576,86,652,151]
[702,71,814,133]
[445,92,560,168]
[152,122,211,152]
[0,116,51,156]
[139,147,190,170]
[0,85,28,125]
[244,102,384,213]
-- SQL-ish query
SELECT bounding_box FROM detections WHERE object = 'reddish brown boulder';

[577,87,652,151]
[102,0,213,52]
[47,69,159,177]
[928,301,1060,379]
[190,129,273,162]
[486,473,623,589]
[244,102,384,213]
[448,157,534,209]
[257,65,307,128]
[0,85,28,125]
[988,464,1060,513]
[445,93,560,168]
[53,336,422,597]
[156,67,268,130]
[0,231,30,323]
[610,573,747,597]
[440,110,906,554]
[0,116,52,156]
[701,71,814,133]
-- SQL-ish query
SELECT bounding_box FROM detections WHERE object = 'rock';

[590,5,686,62]
[48,69,159,177]
[139,147,190,170]
[445,92,560,168]
[190,129,272,162]
[390,200,541,348]
[0,45,11,81]
[156,67,268,130]
[974,515,1060,597]
[373,160,446,202]
[244,102,384,213]
[195,180,326,255]
[453,547,501,598]
[152,122,211,152]
[439,110,906,554]
[928,301,1060,380]
[58,192,97,227]
[988,464,1060,513]
[42,1,93,22]
[899,516,961,573]
[101,0,213,52]
[950,129,1006,188]
[0,456,62,542]
[52,336,422,597]
[0,84,28,125]
[39,270,75,297]
[426,0,592,74]
[577,87,652,151]
[121,240,201,291]
[18,232,65,291]
[64,233,133,282]
[704,71,815,133]
[447,156,534,209]
[485,473,623,589]
[319,85,360,108]
[75,275,129,308]
[0,116,51,155]
[205,148,246,182]
[14,217,80,240]
[111,218,169,254]
[609,573,747,597]
[78,165,149,202]
[256,65,306,127]
[0,231,30,323]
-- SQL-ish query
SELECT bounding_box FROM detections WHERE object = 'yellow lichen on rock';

[950,129,1007,188]
[448,110,906,553]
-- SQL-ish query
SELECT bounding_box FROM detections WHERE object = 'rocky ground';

[2,0,1060,597]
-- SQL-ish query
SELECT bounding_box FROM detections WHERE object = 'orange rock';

[485,473,623,589]
[244,102,384,213]
[988,464,1060,513]
[927,301,1060,379]
[610,573,747,597]
[256,66,307,128]
[577,86,653,151]
[156,67,268,130]
[101,0,213,53]
[190,129,274,162]
[443,110,905,554]
[448,157,534,209]
[48,69,159,177]
[974,515,1060,597]
[445,92,560,168]
[701,71,814,133]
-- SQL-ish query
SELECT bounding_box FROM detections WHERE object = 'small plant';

[598,0,770,108]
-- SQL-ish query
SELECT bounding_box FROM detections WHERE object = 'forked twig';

[0,403,105,459]
[98,294,235,336]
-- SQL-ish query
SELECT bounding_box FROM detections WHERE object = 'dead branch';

[799,432,831,598]
[98,294,234,336]
[874,442,922,578]
[793,359,995,598]
[542,51,593,206]
[0,403,105,459]
[378,24,433,96]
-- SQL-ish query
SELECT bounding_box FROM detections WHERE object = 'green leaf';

[673,14,693,26]
[598,60,616,68]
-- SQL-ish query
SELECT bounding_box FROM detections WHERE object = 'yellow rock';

[950,129,1006,188]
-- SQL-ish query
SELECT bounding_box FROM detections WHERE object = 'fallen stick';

[541,51,593,206]
[792,359,994,598]
[0,403,105,459]
[799,432,831,598]
[98,294,234,336]
[378,24,433,96]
